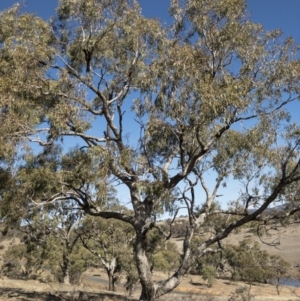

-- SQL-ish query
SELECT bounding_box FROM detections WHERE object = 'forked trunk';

[136,222,197,300]
[103,257,117,292]
[107,269,115,291]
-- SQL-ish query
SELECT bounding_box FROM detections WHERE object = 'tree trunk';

[103,258,117,291]
[107,269,115,291]
[139,286,156,301]
[125,277,136,297]
[63,272,70,285]
[135,232,156,301]
[62,253,70,284]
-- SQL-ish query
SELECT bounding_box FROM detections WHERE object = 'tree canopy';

[1,0,300,300]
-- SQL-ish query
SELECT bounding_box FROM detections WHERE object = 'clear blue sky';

[0,1,299,43]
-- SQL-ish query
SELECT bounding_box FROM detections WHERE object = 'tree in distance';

[224,239,290,287]
[1,0,300,300]
[8,201,85,284]
[78,210,136,291]
[191,237,289,288]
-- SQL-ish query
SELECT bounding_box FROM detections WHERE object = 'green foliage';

[196,202,240,234]
[224,239,290,284]
[191,236,289,287]
[146,228,181,274]
[118,248,139,296]
[68,245,93,284]
[152,242,181,275]
[190,236,222,276]
[202,265,217,287]
[2,244,27,279]
[2,237,90,283]
[79,213,136,291]
[9,201,86,284]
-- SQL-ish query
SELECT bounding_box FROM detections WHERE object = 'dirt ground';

[81,267,300,300]
[0,272,300,301]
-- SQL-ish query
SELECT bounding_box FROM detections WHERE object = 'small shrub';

[2,261,25,279]
[202,265,217,287]
[232,271,241,281]
[228,286,254,301]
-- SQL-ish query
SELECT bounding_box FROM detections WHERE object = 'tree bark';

[63,272,70,285]
[139,286,156,301]
[102,257,117,292]
[62,253,70,284]
[106,269,115,291]
[135,231,156,301]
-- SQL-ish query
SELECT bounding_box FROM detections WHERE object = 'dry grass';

[0,267,299,300]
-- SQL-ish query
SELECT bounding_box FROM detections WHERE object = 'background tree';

[224,239,289,285]
[146,227,181,277]
[201,265,217,287]
[2,231,91,284]
[190,236,222,279]
[2,243,27,280]
[118,248,139,297]
[152,242,181,277]
[78,210,135,291]
[190,236,289,288]
[267,255,290,295]
[15,201,84,284]
[1,0,300,300]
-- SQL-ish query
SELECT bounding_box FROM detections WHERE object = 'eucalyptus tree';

[20,201,83,284]
[224,239,290,285]
[1,0,300,300]
[0,3,53,172]
[78,212,135,291]
[2,146,85,283]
